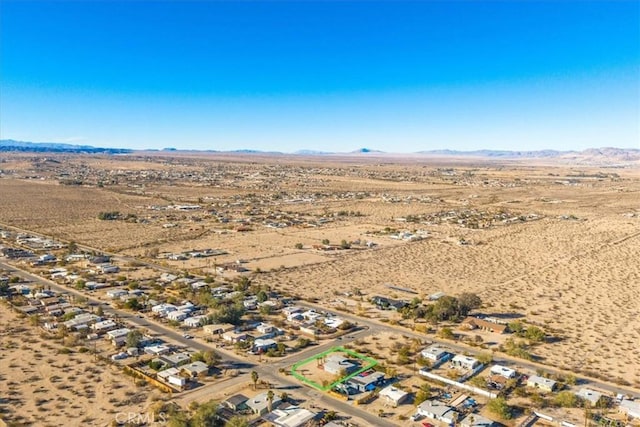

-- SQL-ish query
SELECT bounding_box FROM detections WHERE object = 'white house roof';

[421,345,450,359]
[417,400,455,420]
[246,392,282,414]
[620,399,640,419]
[460,413,496,427]
[157,367,180,380]
[270,406,316,427]
[379,385,408,403]
[106,328,131,339]
[490,364,516,378]
[452,354,479,366]
[576,388,604,405]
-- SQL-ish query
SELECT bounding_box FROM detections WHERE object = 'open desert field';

[1,152,639,387]
[0,302,160,426]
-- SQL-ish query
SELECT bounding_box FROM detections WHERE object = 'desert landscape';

[1,151,639,426]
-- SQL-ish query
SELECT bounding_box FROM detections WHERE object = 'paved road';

[0,260,398,426]
[296,301,640,397]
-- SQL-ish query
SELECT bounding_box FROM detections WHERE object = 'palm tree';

[251,370,259,390]
[267,390,274,413]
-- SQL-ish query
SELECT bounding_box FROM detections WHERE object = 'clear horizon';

[1,1,639,152]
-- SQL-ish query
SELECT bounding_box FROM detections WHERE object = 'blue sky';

[1,1,638,152]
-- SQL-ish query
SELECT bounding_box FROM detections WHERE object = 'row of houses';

[222,392,318,427]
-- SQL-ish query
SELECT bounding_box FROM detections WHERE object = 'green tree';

[554,391,579,408]
[487,397,513,419]
[190,399,222,427]
[125,297,141,311]
[458,292,482,315]
[508,321,524,335]
[251,371,259,390]
[476,352,493,364]
[525,326,546,343]
[126,329,143,348]
[256,290,268,303]
[266,390,274,412]
[294,243,303,250]
[415,383,431,405]
[438,327,455,340]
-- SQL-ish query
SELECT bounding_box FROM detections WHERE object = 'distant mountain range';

[1,140,638,162]
[0,139,132,154]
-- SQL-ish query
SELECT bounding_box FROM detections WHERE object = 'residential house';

[379,385,410,406]
[247,392,282,415]
[160,352,191,368]
[167,310,190,322]
[144,344,171,356]
[460,413,496,427]
[264,406,317,427]
[91,319,117,333]
[181,361,209,378]
[576,388,606,407]
[253,338,277,353]
[99,264,120,274]
[323,354,357,376]
[490,365,517,379]
[526,375,557,392]
[347,371,385,393]
[417,400,457,425]
[282,306,303,318]
[421,345,453,366]
[157,367,186,388]
[256,323,275,334]
[107,289,128,299]
[222,331,248,343]
[451,354,481,371]
[619,399,640,419]
[223,394,249,412]
[461,317,508,334]
[106,328,131,347]
[183,315,207,328]
[203,323,235,335]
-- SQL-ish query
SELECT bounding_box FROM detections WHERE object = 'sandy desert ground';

[1,152,639,389]
[0,302,160,426]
